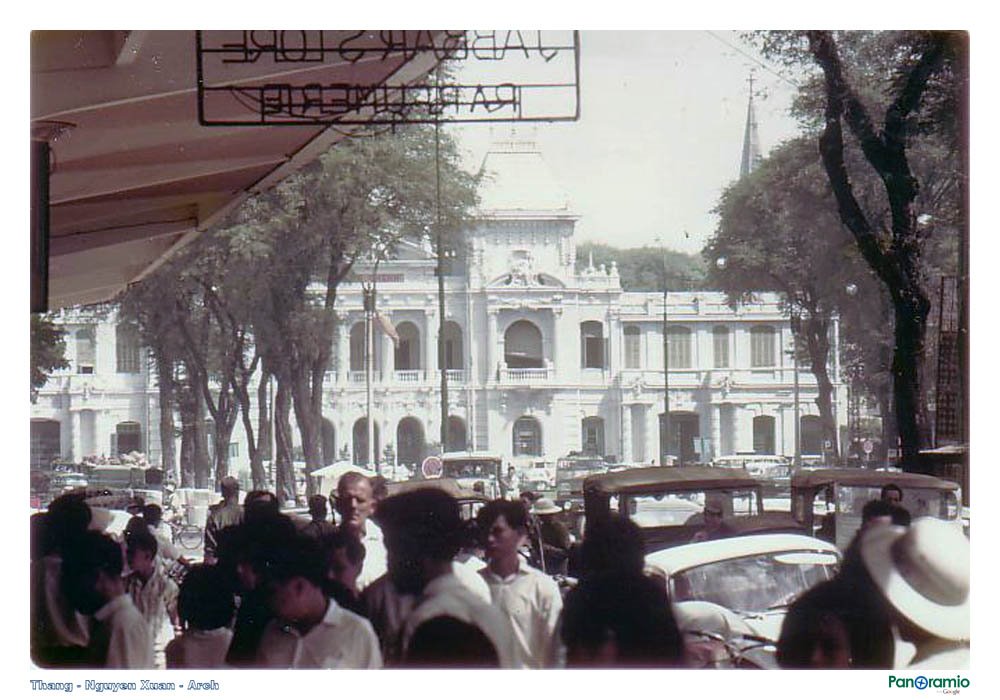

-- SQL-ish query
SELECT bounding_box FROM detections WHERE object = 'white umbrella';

[310,462,377,496]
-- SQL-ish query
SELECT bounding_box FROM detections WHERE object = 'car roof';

[791,468,959,490]
[384,477,488,501]
[584,466,761,495]
[645,533,840,576]
[440,452,502,461]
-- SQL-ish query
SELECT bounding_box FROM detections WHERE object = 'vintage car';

[384,477,489,522]
[555,454,608,510]
[712,454,792,498]
[790,468,963,550]
[439,451,504,500]
[583,466,804,553]
[645,533,841,668]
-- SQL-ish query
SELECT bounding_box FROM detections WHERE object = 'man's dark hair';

[244,491,280,524]
[378,488,462,562]
[221,476,240,499]
[126,526,158,557]
[141,503,163,526]
[178,565,235,631]
[581,514,645,578]
[322,528,366,567]
[519,490,537,503]
[62,531,124,580]
[308,494,327,519]
[778,579,853,669]
[258,534,327,588]
[476,499,529,533]
[880,483,903,501]
[404,616,500,668]
[861,499,894,524]
[124,515,148,541]
[561,572,683,667]
[45,494,92,553]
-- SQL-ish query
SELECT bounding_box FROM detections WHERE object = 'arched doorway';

[660,412,700,463]
[513,416,542,456]
[349,322,380,373]
[30,419,61,469]
[504,320,543,368]
[446,416,467,452]
[353,418,381,467]
[397,417,426,469]
[753,415,776,455]
[321,418,337,466]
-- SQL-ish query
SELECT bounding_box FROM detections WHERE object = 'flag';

[376,313,399,346]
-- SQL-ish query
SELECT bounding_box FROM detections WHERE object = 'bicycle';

[168,513,204,550]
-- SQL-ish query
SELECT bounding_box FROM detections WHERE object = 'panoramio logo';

[888,675,970,690]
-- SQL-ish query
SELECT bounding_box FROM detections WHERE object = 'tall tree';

[752,30,966,466]
[30,314,69,403]
[576,243,708,291]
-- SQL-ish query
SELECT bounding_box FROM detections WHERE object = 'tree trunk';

[154,350,178,482]
[892,294,931,465]
[179,415,195,488]
[274,377,297,504]
[193,387,211,490]
[256,370,273,489]
[291,365,323,497]
[802,317,839,460]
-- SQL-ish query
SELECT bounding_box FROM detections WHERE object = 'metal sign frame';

[196,30,581,127]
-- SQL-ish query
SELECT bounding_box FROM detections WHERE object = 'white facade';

[30,141,848,477]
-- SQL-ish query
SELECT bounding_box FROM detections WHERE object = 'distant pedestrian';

[477,500,562,668]
[300,494,337,542]
[321,528,367,616]
[531,498,572,575]
[124,528,179,667]
[165,565,234,669]
[880,483,903,505]
[334,472,386,590]
[204,476,243,565]
[61,531,153,669]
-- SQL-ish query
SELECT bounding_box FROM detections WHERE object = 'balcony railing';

[348,371,367,384]
[394,370,422,383]
[498,364,552,383]
[444,369,467,384]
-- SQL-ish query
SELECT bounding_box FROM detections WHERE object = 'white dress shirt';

[356,519,387,591]
[92,593,154,669]
[164,627,233,669]
[256,598,383,669]
[479,560,563,669]
[402,571,518,668]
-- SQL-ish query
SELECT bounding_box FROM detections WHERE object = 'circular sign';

[862,439,874,455]
[421,456,443,479]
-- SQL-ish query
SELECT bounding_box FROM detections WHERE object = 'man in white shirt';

[62,531,154,669]
[477,499,563,669]
[334,472,386,590]
[377,488,518,668]
[256,534,382,669]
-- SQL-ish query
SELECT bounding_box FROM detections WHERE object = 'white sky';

[450,31,804,254]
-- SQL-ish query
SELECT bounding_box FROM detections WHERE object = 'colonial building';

[30,139,848,477]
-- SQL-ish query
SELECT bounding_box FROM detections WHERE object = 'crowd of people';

[30,474,969,670]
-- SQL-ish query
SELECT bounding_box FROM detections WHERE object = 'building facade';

[30,141,848,477]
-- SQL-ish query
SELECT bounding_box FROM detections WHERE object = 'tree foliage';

[576,242,708,291]
[30,313,68,403]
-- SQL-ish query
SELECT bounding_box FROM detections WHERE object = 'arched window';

[353,418,381,467]
[504,321,543,369]
[582,416,605,456]
[624,326,642,369]
[115,421,142,456]
[800,415,824,456]
[580,321,606,369]
[753,415,776,455]
[116,323,141,373]
[667,326,692,369]
[750,326,776,367]
[321,419,337,466]
[394,321,421,370]
[513,416,542,456]
[443,321,464,370]
[75,328,95,374]
[712,325,730,369]
[396,417,426,468]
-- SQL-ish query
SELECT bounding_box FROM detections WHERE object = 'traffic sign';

[421,455,443,479]
[863,439,874,455]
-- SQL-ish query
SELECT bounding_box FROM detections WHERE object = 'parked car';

[645,533,841,668]
[790,468,962,550]
[583,466,804,553]
[713,454,792,497]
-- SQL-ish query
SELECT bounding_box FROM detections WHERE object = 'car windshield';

[626,489,761,528]
[671,550,839,613]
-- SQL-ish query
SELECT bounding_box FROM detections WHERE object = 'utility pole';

[435,118,450,454]
[657,236,670,467]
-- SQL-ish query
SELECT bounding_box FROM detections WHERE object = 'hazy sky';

[451,31,805,255]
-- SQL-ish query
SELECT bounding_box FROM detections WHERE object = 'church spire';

[740,72,762,178]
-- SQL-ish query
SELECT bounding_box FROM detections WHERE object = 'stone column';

[70,410,81,463]
[711,404,723,460]
[382,330,395,383]
[425,309,437,380]
[621,402,633,462]
[336,318,350,385]
[487,310,498,383]
[645,406,659,466]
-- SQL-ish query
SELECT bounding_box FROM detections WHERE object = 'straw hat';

[531,498,562,516]
[859,517,970,641]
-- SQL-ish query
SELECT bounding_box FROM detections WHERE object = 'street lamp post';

[362,251,385,472]
[434,119,450,455]
[656,236,670,467]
